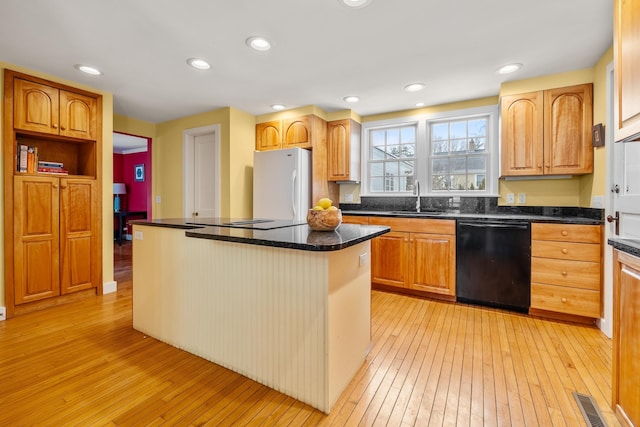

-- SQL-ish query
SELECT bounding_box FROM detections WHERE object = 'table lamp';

[113,183,126,212]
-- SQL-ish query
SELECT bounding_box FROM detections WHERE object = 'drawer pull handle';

[561,271,568,276]
[561,230,568,236]
[561,248,568,254]
[561,298,567,303]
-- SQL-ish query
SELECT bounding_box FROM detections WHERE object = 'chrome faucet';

[414,180,421,212]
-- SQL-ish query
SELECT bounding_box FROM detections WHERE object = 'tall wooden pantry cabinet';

[3,69,102,318]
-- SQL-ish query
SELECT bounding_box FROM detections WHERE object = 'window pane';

[450,157,466,175]
[432,122,449,141]
[469,137,486,152]
[370,162,384,176]
[451,139,466,153]
[400,126,415,143]
[400,143,415,157]
[370,177,384,192]
[386,145,401,159]
[386,128,400,145]
[385,176,399,192]
[468,118,487,137]
[433,140,448,155]
[399,160,414,176]
[451,174,468,190]
[371,145,386,160]
[371,130,385,147]
[386,161,399,176]
[450,121,466,139]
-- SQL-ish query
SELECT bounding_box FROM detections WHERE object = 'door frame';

[183,124,220,218]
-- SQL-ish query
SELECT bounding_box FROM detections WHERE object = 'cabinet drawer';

[368,217,455,234]
[531,257,600,290]
[531,240,600,262]
[531,283,600,318]
[342,215,369,225]
[531,223,601,244]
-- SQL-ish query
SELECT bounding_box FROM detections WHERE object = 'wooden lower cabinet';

[613,250,640,427]
[530,223,602,320]
[13,175,98,305]
[371,231,408,288]
[368,217,456,298]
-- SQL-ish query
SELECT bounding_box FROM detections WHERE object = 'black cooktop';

[186,218,308,230]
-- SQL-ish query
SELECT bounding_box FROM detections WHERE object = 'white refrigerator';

[253,147,311,220]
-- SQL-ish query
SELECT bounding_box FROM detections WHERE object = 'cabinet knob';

[52,124,58,129]
[561,248,568,254]
[53,184,58,188]
[561,271,568,276]
[561,297,567,303]
[561,230,568,236]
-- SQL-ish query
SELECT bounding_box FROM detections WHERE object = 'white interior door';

[183,124,220,218]
[612,140,640,238]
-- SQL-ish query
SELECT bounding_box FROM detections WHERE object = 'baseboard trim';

[103,281,117,294]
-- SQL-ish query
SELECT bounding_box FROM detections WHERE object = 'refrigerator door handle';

[291,169,297,217]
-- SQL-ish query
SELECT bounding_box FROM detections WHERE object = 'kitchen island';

[131,219,389,414]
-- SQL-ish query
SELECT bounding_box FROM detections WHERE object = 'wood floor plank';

[0,241,621,426]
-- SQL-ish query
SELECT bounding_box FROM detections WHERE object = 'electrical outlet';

[134,231,144,240]
[155,195,161,203]
[344,193,354,203]
[591,196,604,208]
[0,306,6,321]
[506,193,515,204]
[359,252,369,267]
[518,193,526,204]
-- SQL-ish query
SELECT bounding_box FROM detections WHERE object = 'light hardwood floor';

[0,241,619,426]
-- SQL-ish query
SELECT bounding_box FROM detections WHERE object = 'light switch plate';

[0,306,6,321]
[518,193,526,204]
[344,194,354,203]
[591,195,604,208]
[134,231,143,240]
[506,193,515,204]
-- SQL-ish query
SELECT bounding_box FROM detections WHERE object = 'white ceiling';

[1,0,613,124]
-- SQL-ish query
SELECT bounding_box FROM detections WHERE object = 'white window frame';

[361,104,499,197]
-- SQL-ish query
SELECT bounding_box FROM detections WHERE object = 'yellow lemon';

[312,205,324,211]
[328,206,338,210]
[317,198,333,210]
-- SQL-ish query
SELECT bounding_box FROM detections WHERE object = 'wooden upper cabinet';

[501,91,544,176]
[59,90,98,140]
[327,119,361,182]
[614,0,640,141]
[14,78,97,141]
[14,78,60,136]
[500,84,593,177]
[255,120,282,151]
[544,85,593,175]
[283,115,313,149]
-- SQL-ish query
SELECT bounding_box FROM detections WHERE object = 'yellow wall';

[0,62,114,306]
[122,107,255,220]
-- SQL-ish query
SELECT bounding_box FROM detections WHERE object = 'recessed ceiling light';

[340,0,373,8]
[404,83,425,92]
[247,36,271,51]
[187,58,211,70]
[74,64,102,76]
[271,104,286,111]
[497,63,522,74]
[343,95,360,103]
[415,102,425,107]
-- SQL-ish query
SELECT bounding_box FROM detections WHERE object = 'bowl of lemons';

[307,198,342,231]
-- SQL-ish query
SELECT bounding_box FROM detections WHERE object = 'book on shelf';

[18,144,28,172]
[37,167,69,175]
[38,160,64,169]
[26,146,38,174]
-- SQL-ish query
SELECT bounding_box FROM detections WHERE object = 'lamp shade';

[113,183,127,195]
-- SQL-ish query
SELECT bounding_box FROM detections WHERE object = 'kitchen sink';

[388,210,444,216]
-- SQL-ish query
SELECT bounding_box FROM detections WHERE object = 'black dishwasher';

[456,220,531,313]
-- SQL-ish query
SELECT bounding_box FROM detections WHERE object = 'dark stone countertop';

[608,237,640,258]
[131,218,390,252]
[340,210,603,225]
